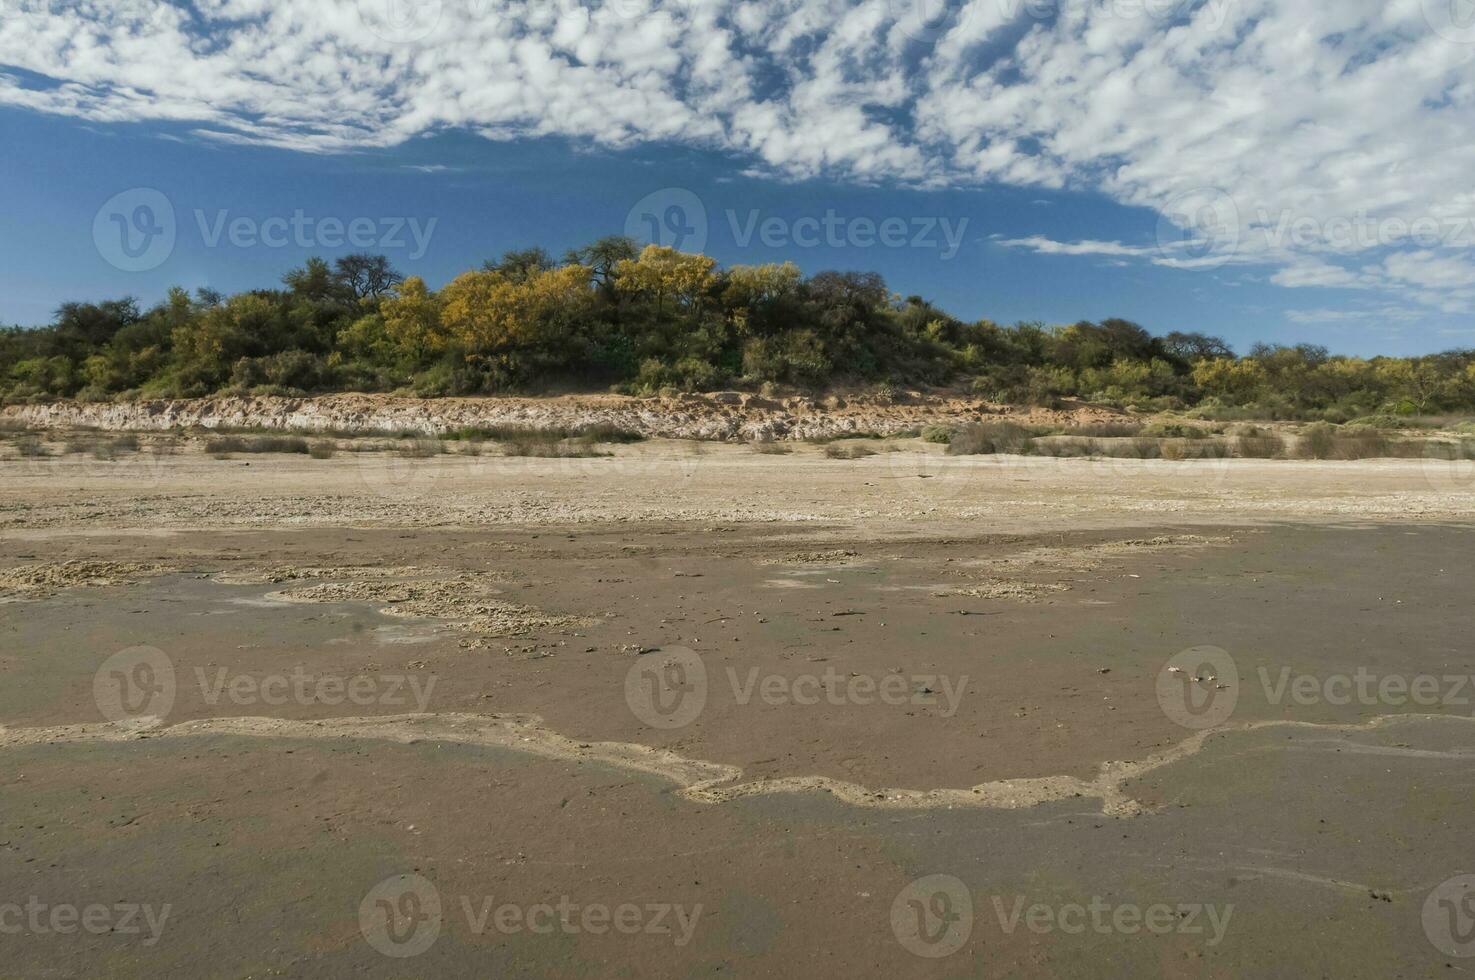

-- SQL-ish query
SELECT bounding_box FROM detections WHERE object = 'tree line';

[3,240,1473,420]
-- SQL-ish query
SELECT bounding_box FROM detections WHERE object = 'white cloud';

[2,0,1475,315]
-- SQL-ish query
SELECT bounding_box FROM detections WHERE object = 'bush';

[1346,414,1406,429]
[1064,421,1143,438]
[920,424,954,444]
[1162,439,1231,460]
[946,421,1039,456]
[13,435,48,457]
[824,443,877,459]
[1295,423,1337,459]
[1141,421,1206,439]
[205,434,310,456]
[398,439,445,458]
[1236,432,1287,458]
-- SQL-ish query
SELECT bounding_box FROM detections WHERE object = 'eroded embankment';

[0,392,1124,443]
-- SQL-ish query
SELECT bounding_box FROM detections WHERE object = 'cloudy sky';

[3,0,1474,354]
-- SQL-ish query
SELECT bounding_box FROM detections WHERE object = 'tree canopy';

[2,242,1472,420]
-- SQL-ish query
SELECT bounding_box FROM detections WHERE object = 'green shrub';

[920,424,954,444]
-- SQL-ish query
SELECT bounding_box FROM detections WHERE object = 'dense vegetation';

[4,240,1474,421]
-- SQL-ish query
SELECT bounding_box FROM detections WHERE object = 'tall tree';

[334,254,404,300]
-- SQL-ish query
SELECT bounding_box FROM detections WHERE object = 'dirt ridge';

[1,392,1123,442]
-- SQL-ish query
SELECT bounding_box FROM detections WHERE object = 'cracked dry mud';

[3,446,1475,977]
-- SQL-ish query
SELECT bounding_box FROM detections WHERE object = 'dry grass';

[12,435,48,457]
[447,423,643,445]
[946,421,1041,456]
[824,443,877,459]
[206,434,311,457]
[397,439,445,459]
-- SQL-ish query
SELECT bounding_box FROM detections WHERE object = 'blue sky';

[3,0,1475,356]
